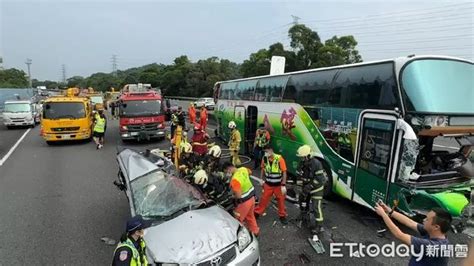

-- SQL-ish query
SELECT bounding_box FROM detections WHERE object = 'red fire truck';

[118,90,166,141]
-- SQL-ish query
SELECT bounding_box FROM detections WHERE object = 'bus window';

[234,87,242,100]
[236,80,257,101]
[220,89,228,100]
[219,82,237,100]
[283,78,297,102]
[328,86,342,105]
[213,83,220,103]
[255,76,288,102]
[255,87,268,101]
[292,70,336,106]
[333,63,399,109]
[270,86,282,102]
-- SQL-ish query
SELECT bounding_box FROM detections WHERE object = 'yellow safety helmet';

[296,145,312,157]
[180,142,193,154]
[193,170,208,185]
[208,145,222,158]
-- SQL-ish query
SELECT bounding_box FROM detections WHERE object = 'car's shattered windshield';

[131,171,206,219]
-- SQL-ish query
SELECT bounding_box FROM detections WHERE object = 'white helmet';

[193,170,208,185]
[228,121,236,129]
[297,145,311,157]
[180,142,193,154]
[208,145,222,158]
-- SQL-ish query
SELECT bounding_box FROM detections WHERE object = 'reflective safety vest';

[171,113,178,125]
[263,154,283,185]
[94,116,106,133]
[337,133,351,146]
[232,167,255,202]
[255,129,269,148]
[114,238,148,266]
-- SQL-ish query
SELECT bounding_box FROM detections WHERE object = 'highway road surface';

[0,108,471,265]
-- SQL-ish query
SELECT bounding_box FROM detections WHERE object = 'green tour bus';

[213,55,473,221]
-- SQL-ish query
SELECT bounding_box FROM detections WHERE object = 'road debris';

[308,234,325,254]
[100,237,116,245]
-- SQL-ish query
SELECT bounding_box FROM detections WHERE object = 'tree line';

[1,24,362,97]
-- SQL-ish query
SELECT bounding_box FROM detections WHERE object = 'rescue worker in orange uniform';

[191,123,209,156]
[188,103,196,124]
[254,145,288,225]
[223,161,260,236]
[200,104,208,131]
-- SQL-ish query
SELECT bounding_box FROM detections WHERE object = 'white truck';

[2,100,40,129]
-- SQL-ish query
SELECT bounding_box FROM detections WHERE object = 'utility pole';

[291,15,301,25]
[25,58,32,88]
[111,54,118,76]
[61,64,66,84]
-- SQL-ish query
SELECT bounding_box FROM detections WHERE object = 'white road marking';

[0,128,31,166]
[433,144,459,150]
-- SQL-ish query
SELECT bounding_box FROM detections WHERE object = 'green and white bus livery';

[213,55,473,221]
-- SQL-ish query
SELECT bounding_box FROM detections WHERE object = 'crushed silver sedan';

[115,149,260,265]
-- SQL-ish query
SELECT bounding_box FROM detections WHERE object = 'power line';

[301,2,472,24]
[25,58,32,88]
[357,34,474,46]
[191,23,293,58]
[351,25,473,38]
[362,45,473,53]
[307,12,473,32]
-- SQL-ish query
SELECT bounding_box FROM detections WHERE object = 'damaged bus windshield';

[401,59,474,114]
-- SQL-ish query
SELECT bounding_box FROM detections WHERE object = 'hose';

[220,153,252,165]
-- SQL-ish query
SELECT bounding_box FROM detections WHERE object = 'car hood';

[117,149,159,181]
[145,205,239,264]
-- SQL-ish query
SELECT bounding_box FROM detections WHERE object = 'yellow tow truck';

[40,88,93,145]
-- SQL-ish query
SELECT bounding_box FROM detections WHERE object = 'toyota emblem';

[140,124,146,129]
[210,256,222,266]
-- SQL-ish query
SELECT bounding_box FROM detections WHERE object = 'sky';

[0,0,473,81]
